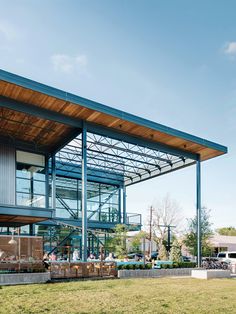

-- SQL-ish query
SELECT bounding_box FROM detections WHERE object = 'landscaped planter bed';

[118,268,195,278]
[0,272,51,286]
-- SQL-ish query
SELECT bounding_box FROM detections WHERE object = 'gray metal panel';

[0,145,15,205]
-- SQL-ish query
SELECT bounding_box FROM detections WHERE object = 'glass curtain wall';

[52,176,120,223]
[16,151,46,208]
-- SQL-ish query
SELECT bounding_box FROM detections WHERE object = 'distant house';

[210,234,236,254]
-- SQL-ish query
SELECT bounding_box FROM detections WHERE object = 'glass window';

[228,253,236,259]
[218,253,226,258]
[16,151,46,208]
[17,193,31,206]
[31,195,46,208]
[33,181,46,195]
[16,178,31,193]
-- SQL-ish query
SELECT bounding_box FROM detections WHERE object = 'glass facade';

[53,176,120,223]
[16,151,46,208]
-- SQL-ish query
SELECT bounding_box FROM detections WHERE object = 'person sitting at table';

[43,252,49,269]
[49,252,57,261]
[105,253,114,261]
[72,249,80,261]
[0,248,6,260]
[88,252,96,260]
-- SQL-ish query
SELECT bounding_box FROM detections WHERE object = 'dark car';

[151,251,159,260]
[182,256,191,262]
[127,253,144,260]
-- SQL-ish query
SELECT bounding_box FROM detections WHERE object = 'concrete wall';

[118,268,194,278]
[0,272,51,286]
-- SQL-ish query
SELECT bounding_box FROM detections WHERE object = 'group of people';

[42,250,118,263]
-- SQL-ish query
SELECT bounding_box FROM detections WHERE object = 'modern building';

[0,69,227,265]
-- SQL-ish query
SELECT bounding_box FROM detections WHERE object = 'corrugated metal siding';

[0,145,15,205]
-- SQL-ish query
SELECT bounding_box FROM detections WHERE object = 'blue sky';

[0,0,235,229]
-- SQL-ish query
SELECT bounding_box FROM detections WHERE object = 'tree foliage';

[130,231,148,252]
[149,194,182,250]
[216,227,236,236]
[169,239,182,263]
[183,207,213,257]
[158,244,168,260]
[105,224,128,258]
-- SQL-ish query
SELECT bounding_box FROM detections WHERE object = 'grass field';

[0,277,236,314]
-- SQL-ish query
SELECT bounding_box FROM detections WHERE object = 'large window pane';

[33,181,46,195]
[16,151,46,208]
[16,178,30,193]
[17,193,31,206]
[31,195,45,208]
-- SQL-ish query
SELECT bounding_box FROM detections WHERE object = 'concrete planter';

[118,268,195,278]
[0,272,51,286]
[191,269,231,280]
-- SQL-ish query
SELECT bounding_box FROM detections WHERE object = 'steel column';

[196,157,201,267]
[82,122,88,261]
[118,187,122,223]
[51,155,56,217]
[123,186,127,224]
[45,156,49,209]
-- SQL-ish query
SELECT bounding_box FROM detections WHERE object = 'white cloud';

[51,53,88,74]
[223,41,236,56]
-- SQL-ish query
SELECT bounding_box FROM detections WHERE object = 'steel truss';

[56,131,195,186]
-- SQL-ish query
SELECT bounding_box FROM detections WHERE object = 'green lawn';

[0,277,236,314]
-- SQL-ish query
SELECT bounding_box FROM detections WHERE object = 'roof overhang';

[0,69,227,161]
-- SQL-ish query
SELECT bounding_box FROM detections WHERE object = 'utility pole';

[148,206,153,257]
[158,224,176,252]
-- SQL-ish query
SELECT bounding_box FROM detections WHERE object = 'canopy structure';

[0,69,227,266]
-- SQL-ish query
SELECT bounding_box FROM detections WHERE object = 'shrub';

[145,263,152,269]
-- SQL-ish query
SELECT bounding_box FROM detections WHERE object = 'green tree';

[130,231,148,252]
[216,227,236,236]
[169,239,182,263]
[184,207,213,257]
[105,224,128,258]
[158,244,168,260]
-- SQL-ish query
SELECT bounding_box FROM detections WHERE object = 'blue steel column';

[123,186,127,224]
[196,156,201,267]
[51,155,56,217]
[82,122,88,262]
[45,156,49,209]
[118,187,122,223]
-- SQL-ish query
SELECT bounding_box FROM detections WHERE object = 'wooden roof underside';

[0,78,227,161]
[0,214,46,226]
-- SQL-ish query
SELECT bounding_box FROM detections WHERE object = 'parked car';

[182,256,191,262]
[151,252,159,260]
[127,253,144,260]
[217,251,236,263]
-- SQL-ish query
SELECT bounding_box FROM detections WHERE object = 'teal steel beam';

[86,124,198,160]
[45,156,49,209]
[196,156,202,267]
[51,155,56,217]
[0,205,53,219]
[82,122,88,261]
[118,187,122,223]
[123,186,127,224]
[0,95,82,128]
[0,135,48,155]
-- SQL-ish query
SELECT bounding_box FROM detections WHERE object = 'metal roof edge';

[0,69,227,154]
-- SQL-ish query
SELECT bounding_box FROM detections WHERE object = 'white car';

[217,251,236,263]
